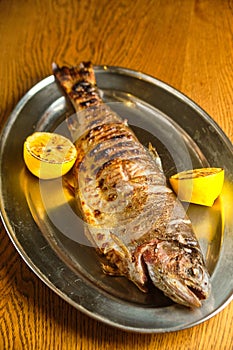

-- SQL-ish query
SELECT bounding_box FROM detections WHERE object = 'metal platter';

[0,66,233,333]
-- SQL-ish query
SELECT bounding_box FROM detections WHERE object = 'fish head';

[143,240,211,308]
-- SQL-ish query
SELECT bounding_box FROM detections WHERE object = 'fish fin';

[83,225,98,248]
[101,262,125,276]
[148,142,163,172]
[53,61,102,111]
[110,232,131,259]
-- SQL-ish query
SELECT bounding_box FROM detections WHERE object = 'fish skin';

[53,62,211,308]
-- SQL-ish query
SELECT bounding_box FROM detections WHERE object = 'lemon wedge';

[169,168,224,207]
[23,132,77,179]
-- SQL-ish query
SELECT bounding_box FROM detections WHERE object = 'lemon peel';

[169,168,224,207]
[23,132,77,179]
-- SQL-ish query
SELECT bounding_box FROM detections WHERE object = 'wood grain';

[0,0,233,349]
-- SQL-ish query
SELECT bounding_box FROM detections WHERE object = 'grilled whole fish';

[53,62,210,308]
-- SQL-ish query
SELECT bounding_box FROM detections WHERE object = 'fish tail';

[52,61,102,111]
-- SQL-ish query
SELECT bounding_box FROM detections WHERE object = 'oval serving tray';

[0,66,233,333]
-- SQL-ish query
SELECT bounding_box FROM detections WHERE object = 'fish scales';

[53,62,211,308]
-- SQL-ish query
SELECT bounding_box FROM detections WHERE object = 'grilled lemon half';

[23,132,77,179]
[169,168,224,207]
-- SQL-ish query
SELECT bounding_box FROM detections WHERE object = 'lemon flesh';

[23,132,77,179]
[169,168,224,207]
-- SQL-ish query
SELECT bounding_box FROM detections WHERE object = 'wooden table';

[0,1,232,349]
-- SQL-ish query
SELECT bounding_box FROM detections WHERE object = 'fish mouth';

[188,285,209,301]
[161,276,210,308]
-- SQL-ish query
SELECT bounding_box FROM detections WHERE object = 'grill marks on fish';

[53,61,101,110]
[77,122,164,182]
[81,122,136,152]
[74,119,166,233]
[53,62,211,308]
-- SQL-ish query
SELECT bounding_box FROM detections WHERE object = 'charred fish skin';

[52,61,101,110]
[53,62,211,308]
